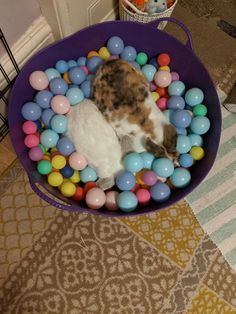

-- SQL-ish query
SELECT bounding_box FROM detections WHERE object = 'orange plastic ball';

[87,50,99,58]
[156,87,167,97]
[72,186,85,202]
[84,182,97,194]
[63,72,72,84]
[157,53,170,66]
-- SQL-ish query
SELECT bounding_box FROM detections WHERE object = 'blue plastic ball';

[69,67,86,85]
[188,134,203,147]
[140,152,155,169]
[117,191,138,212]
[150,182,171,202]
[120,46,137,62]
[149,57,158,68]
[170,110,192,128]
[57,136,75,156]
[178,154,194,168]
[142,64,157,82]
[185,88,204,107]
[167,96,185,110]
[50,114,68,134]
[124,152,144,173]
[190,116,210,135]
[176,135,191,154]
[170,167,191,188]
[87,56,103,73]
[176,127,187,136]
[34,90,53,109]
[60,165,74,178]
[168,80,186,96]
[21,102,42,121]
[152,158,174,178]
[162,109,173,123]
[67,60,77,69]
[80,80,92,98]
[45,68,61,81]
[116,171,136,191]
[107,36,124,55]
[55,60,69,74]
[66,87,84,105]
[77,57,87,66]
[34,119,42,130]
[49,78,68,95]
[80,166,97,183]
[41,109,55,127]
[40,129,59,148]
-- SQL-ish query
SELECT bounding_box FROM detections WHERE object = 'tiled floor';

[0,134,16,176]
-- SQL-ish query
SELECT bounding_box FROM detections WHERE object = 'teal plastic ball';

[50,114,68,134]
[188,134,203,147]
[185,88,204,107]
[141,64,157,82]
[170,168,191,188]
[140,152,155,169]
[152,158,174,178]
[40,129,59,148]
[168,80,186,96]
[117,191,138,212]
[176,135,191,154]
[66,87,84,105]
[190,116,210,135]
[124,152,144,173]
[80,166,97,183]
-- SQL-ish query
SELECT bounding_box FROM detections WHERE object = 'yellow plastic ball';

[70,170,80,183]
[51,155,66,169]
[190,146,205,160]
[48,172,63,187]
[60,181,76,197]
[159,65,170,72]
[87,50,99,58]
[151,92,160,102]
[98,47,111,60]
[51,147,58,153]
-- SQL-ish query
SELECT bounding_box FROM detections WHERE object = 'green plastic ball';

[37,160,52,175]
[135,52,148,65]
[193,104,207,116]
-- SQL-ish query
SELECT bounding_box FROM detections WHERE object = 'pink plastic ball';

[69,152,87,170]
[136,189,151,206]
[80,66,89,75]
[154,70,172,88]
[171,71,180,81]
[157,98,167,111]
[28,146,44,161]
[85,187,106,209]
[105,191,119,211]
[143,170,158,186]
[29,71,49,90]
[51,95,70,114]
[24,134,39,148]
[22,121,37,134]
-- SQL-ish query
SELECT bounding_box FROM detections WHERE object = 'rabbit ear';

[145,137,166,157]
[163,124,177,154]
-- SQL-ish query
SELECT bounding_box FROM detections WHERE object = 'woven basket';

[119,0,178,30]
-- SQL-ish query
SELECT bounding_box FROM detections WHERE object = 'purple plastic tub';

[8,18,221,216]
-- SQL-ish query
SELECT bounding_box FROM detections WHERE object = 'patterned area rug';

[1,162,236,313]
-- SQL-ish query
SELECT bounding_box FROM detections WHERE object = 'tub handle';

[148,17,194,51]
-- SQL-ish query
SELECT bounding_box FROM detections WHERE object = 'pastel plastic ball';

[40,129,59,148]
[154,70,172,88]
[24,134,39,148]
[176,127,187,136]
[60,165,74,178]
[87,51,99,58]
[67,60,77,69]
[69,152,87,170]
[98,47,111,60]
[116,171,136,191]
[176,135,191,154]
[178,153,194,168]
[105,191,119,211]
[193,104,207,116]
[143,170,158,186]
[171,72,180,81]
[49,78,68,95]
[142,64,157,82]
[170,110,192,128]
[34,90,53,109]
[37,160,52,175]
[157,98,167,110]
[170,168,191,188]
[190,146,205,160]
[72,186,84,201]
[70,170,80,183]
[168,80,186,96]
[124,152,144,173]
[140,152,155,169]
[159,65,170,72]
[50,114,68,134]
[29,71,49,90]
[41,109,55,127]
[45,68,61,81]
[57,137,75,156]
[150,182,171,202]
[55,60,69,74]
[188,134,203,147]
[157,53,170,66]
[21,102,42,121]
[50,95,70,115]
[51,155,66,169]
[80,166,97,183]
[87,56,102,73]
[60,181,76,197]
[28,146,44,161]
[121,46,137,62]
[66,87,84,105]
[69,67,86,85]
[117,191,138,212]
[190,116,210,135]
[185,88,204,107]
[136,52,148,65]
[80,80,92,98]
[136,188,151,206]
[77,57,87,66]
[162,109,172,123]
[167,96,185,110]
[86,187,106,210]
[107,36,124,55]
[22,121,37,134]
[152,158,174,178]
[152,92,159,102]
[48,172,63,187]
